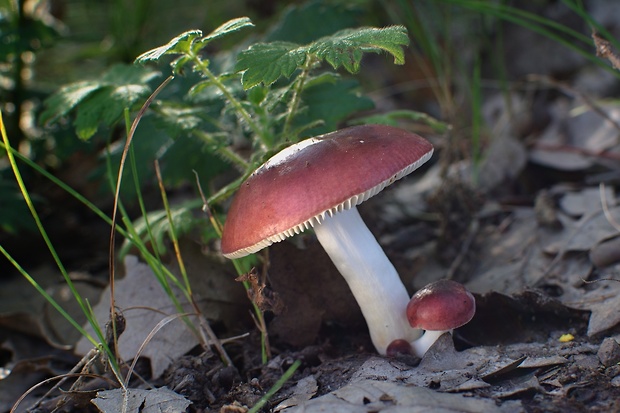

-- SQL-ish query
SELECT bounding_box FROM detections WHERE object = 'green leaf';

[236,25,409,89]
[101,64,160,85]
[352,110,451,133]
[308,26,410,71]
[42,64,159,140]
[236,42,307,89]
[135,30,203,64]
[199,17,254,45]
[40,81,101,124]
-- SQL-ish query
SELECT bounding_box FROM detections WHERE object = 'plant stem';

[248,360,301,413]
[189,52,270,150]
[193,130,249,171]
[282,55,315,138]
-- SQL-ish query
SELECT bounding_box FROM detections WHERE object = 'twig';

[593,31,620,71]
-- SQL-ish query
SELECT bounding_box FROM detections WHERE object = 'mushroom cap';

[385,338,414,357]
[406,280,475,331]
[221,124,433,258]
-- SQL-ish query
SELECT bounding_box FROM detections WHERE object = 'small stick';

[593,31,620,71]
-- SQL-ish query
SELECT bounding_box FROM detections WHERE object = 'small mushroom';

[385,338,414,357]
[221,124,433,354]
[406,279,475,357]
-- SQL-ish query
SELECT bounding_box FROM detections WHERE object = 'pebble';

[597,337,620,368]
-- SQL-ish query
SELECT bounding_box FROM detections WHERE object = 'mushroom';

[406,279,475,357]
[220,124,433,354]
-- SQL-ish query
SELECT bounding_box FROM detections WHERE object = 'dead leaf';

[566,282,620,336]
[530,100,620,171]
[291,379,523,412]
[0,267,102,348]
[559,186,615,217]
[274,375,318,412]
[75,256,199,378]
[91,387,191,413]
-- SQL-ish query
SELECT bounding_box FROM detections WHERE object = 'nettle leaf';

[236,42,307,89]
[40,81,101,124]
[135,29,203,63]
[42,64,159,140]
[309,26,410,71]
[353,110,451,133]
[135,18,253,68]
[236,25,409,89]
[199,17,254,45]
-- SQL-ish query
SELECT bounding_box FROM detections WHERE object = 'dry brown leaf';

[75,256,198,378]
[91,387,191,413]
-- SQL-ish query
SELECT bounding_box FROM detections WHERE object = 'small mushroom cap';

[221,125,433,258]
[406,280,475,331]
[386,339,414,357]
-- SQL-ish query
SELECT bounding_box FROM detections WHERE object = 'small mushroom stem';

[313,207,422,354]
[410,330,449,357]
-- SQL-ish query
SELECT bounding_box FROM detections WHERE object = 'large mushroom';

[220,124,433,354]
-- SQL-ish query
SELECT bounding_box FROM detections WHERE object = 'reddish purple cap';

[406,280,475,331]
[220,125,433,258]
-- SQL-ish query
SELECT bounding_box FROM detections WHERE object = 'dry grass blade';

[107,75,174,364]
[11,373,118,413]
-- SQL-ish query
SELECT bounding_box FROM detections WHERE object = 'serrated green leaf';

[171,55,192,74]
[236,41,306,89]
[308,26,410,71]
[40,81,101,124]
[135,30,203,64]
[153,104,204,136]
[199,17,254,45]
[74,82,152,140]
[352,110,451,133]
[43,64,158,140]
[74,87,118,140]
[235,25,409,89]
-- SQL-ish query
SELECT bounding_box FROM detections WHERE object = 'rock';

[597,337,620,367]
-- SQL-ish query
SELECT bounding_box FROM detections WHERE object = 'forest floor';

[3,4,620,412]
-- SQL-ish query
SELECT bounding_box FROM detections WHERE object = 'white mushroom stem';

[410,330,450,358]
[313,207,422,354]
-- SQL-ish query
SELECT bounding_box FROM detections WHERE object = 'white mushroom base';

[313,207,422,354]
